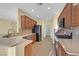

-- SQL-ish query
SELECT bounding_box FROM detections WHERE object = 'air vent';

[36,3,43,6]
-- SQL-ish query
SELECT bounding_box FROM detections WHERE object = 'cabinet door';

[21,16,26,29]
[58,43,68,56]
[28,19,32,29]
[64,4,72,27]
[72,4,79,26]
[24,43,32,56]
[21,16,37,29]
[25,16,29,29]
[58,4,72,28]
[31,20,34,28]
[32,34,36,44]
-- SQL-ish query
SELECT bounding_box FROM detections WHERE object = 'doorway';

[45,25,50,37]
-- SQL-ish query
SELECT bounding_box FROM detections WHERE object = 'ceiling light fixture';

[36,3,43,6]
[48,7,51,10]
[32,9,34,12]
[37,15,40,18]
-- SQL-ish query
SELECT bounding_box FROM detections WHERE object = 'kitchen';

[0,3,79,56]
[0,3,55,56]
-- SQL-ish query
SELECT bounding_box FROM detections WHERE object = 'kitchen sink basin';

[22,36,32,40]
[2,34,11,38]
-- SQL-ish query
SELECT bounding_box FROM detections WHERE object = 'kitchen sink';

[2,34,11,38]
[22,36,32,40]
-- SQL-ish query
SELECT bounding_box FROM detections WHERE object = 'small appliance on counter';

[32,25,42,42]
[55,29,72,39]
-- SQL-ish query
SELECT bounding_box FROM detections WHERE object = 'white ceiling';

[0,3,66,21]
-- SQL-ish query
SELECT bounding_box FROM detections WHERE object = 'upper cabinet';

[72,4,79,26]
[58,4,72,28]
[58,3,79,28]
[21,15,37,30]
[21,16,26,29]
[64,4,72,27]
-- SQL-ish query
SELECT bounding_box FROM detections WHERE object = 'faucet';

[7,29,15,37]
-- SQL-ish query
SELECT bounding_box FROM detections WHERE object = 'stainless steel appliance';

[32,25,42,41]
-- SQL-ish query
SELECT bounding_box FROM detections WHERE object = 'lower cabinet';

[24,34,36,56]
[32,34,36,44]
[58,43,68,56]
[56,42,68,56]
[24,43,32,56]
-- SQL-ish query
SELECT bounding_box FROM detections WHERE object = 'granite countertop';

[56,37,79,55]
[0,33,35,47]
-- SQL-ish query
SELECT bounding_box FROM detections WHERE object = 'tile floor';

[32,37,55,56]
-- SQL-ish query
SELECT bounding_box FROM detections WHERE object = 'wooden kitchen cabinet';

[24,34,36,56]
[72,4,79,26]
[28,18,32,29]
[21,16,26,29]
[25,16,29,29]
[21,15,37,29]
[32,34,36,44]
[58,4,72,28]
[58,3,79,27]
[64,4,72,28]
[24,43,32,56]
[58,42,68,56]
[31,20,34,28]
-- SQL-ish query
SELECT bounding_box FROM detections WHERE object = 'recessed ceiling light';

[48,7,51,10]
[32,9,34,12]
[37,15,39,18]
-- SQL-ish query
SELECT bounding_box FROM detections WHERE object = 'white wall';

[0,19,17,37]
[0,7,18,22]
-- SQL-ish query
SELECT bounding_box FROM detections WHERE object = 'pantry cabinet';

[21,15,37,29]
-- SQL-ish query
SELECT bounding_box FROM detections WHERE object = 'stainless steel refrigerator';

[32,25,42,41]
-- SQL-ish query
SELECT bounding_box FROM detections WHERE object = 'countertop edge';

[55,37,79,56]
